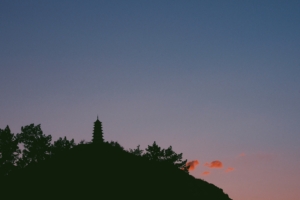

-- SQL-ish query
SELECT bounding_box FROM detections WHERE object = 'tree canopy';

[51,136,76,156]
[128,145,144,156]
[129,141,189,172]
[0,123,189,176]
[0,126,20,176]
[17,124,52,168]
[0,124,77,176]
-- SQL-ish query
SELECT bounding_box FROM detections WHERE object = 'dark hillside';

[1,143,232,199]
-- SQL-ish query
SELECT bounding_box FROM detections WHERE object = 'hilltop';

[1,142,232,200]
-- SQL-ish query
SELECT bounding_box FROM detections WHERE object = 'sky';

[1,0,300,199]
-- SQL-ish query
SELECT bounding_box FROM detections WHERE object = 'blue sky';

[1,1,300,199]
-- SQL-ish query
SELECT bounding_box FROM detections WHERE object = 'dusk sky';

[1,1,300,199]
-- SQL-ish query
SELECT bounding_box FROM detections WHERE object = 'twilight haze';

[1,1,300,199]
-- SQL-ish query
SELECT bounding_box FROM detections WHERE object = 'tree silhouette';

[144,141,164,162]
[128,145,144,156]
[137,141,189,172]
[17,124,52,168]
[0,126,20,176]
[51,136,76,156]
[1,139,233,200]
[0,121,232,200]
[78,139,89,145]
[108,141,124,150]
[162,146,188,172]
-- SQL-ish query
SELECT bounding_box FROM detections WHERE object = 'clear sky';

[1,1,300,199]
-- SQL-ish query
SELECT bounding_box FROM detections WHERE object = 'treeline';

[0,124,189,177]
[0,124,77,176]
[129,142,188,171]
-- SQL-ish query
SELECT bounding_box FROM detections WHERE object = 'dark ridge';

[1,143,232,199]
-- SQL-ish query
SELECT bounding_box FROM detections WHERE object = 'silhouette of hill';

[1,143,232,199]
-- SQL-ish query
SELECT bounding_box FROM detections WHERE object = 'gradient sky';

[1,1,300,199]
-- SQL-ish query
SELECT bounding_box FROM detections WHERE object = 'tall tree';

[0,126,20,176]
[162,146,188,172]
[144,141,189,172]
[17,124,52,168]
[51,136,76,156]
[144,141,164,162]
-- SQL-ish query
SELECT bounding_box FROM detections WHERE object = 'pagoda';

[92,116,104,144]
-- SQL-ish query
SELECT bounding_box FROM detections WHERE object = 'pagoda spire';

[92,116,104,144]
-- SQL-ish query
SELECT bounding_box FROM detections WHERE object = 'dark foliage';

[144,141,164,161]
[51,136,76,157]
[0,126,20,176]
[0,121,232,199]
[128,145,144,156]
[0,143,232,200]
[130,141,189,172]
[107,141,124,150]
[17,124,52,168]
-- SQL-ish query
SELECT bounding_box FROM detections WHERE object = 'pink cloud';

[205,160,223,168]
[186,160,199,171]
[225,167,235,173]
[202,171,210,176]
[238,153,246,157]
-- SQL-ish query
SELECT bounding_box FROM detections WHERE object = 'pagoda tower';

[92,116,104,144]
